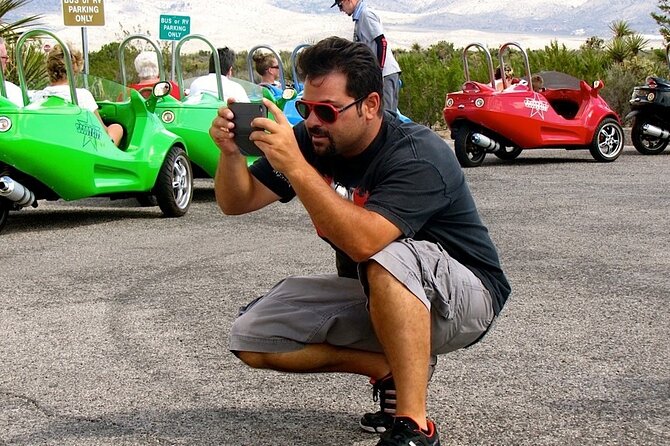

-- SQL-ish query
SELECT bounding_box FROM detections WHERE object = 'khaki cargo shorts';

[230,239,494,355]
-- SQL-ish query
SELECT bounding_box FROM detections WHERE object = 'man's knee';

[364,259,392,290]
[234,350,269,369]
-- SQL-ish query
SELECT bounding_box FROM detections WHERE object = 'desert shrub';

[81,33,666,128]
[600,63,640,119]
[397,41,462,126]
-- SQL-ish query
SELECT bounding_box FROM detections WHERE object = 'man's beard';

[308,126,338,157]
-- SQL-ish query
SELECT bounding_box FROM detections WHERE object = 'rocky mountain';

[4,0,663,51]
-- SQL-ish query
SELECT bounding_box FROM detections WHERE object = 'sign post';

[62,0,106,75]
[159,15,191,81]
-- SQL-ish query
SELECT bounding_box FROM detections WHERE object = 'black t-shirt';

[249,112,511,314]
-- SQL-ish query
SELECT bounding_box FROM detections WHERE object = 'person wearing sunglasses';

[0,37,24,106]
[210,37,510,446]
[253,52,282,92]
[331,0,401,113]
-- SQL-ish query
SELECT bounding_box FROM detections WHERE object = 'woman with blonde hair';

[252,52,281,94]
[36,43,123,146]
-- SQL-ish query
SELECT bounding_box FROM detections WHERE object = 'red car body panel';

[443,79,620,150]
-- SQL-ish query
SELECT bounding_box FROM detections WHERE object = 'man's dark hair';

[209,47,235,75]
[297,37,383,116]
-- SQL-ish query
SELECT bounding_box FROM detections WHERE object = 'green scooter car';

[0,29,193,234]
[118,34,296,178]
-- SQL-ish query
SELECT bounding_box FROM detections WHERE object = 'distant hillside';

[276,0,659,36]
[3,0,663,51]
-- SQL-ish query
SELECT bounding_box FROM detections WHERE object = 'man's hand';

[248,99,307,177]
[209,98,243,157]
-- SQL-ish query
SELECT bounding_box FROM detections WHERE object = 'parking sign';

[159,15,191,41]
[62,0,105,26]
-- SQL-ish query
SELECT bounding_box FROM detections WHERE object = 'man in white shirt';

[189,47,249,102]
[0,37,24,106]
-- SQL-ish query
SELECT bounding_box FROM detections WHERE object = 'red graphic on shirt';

[314,175,369,237]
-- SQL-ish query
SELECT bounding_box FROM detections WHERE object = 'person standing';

[209,37,510,446]
[332,0,402,112]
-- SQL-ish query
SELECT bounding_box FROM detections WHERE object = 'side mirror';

[145,81,172,113]
[593,80,604,91]
[153,81,172,98]
[275,87,298,109]
[282,88,297,101]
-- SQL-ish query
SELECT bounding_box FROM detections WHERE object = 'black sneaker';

[360,374,396,433]
[376,417,441,446]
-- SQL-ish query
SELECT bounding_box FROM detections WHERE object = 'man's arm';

[373,34,387,68]
[249,100,401,261]
[209,102,280,215]
[288,166,401,262]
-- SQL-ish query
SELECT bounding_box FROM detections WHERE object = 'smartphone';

[229,102,268,157]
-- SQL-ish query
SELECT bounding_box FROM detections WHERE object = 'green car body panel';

[0,29,194,233]
[0,88,184,201]
[118,34,296,177]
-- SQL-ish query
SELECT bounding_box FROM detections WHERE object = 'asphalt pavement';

[1,144,668,445]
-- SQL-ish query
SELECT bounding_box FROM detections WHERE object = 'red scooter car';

[443,42,624,167]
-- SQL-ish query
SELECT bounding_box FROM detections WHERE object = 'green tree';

[651,0,670,43]
[581,36,605,51]
[529,40,579,73]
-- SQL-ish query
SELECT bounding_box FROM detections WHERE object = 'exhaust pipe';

[0,176,35,207]
[641,124,670,140]
[471,133,500,152]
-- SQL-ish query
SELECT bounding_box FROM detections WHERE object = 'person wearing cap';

[332,0,402,113]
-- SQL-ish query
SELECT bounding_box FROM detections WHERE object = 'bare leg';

[237,344,390,379]
[107,123,124,146]
[366,260,430,430]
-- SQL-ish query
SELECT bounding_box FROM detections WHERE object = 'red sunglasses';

[295,96,366,123]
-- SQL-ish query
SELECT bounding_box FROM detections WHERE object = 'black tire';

[136,193,158,207]
[631,117,669,155]
[454,125,486,167]
[589,118,624,162]
[153,146,193,217]
[494,146,523,160]
[0,198,9,234]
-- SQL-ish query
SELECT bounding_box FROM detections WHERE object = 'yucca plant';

[609,20,634,39]
[606,38,632,64]
[0,0,44,85]
[624,34,650,57]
